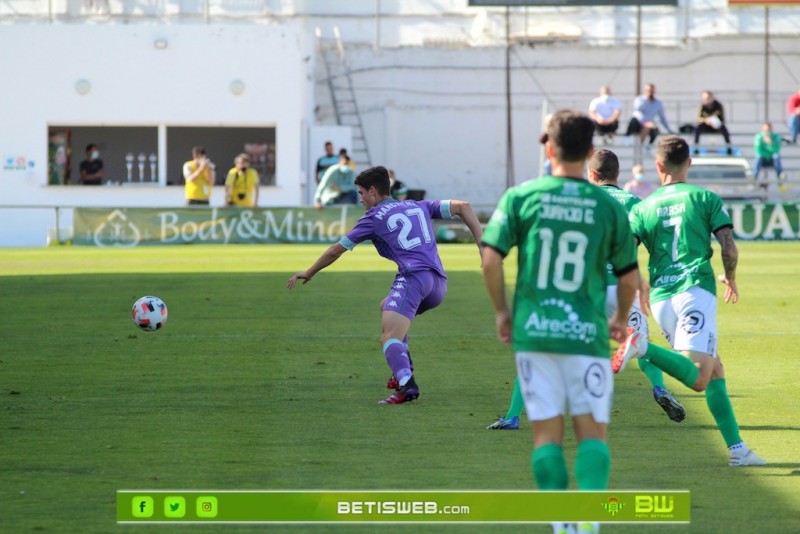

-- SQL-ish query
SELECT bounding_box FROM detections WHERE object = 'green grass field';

[1,242,799,533]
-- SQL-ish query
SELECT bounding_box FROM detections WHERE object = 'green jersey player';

[588,149,685,423]
[485,149,685,432]
[616,135,766,467]
[482,111,639,534]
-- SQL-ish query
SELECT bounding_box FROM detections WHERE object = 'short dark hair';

[85,143,97,154]
[656,136,690,173]
[546,110,595,163]
[355,166,391,196]
[588,149,620,183]
[192,146,206,156]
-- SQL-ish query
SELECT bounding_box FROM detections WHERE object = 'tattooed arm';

[714,227,738,304]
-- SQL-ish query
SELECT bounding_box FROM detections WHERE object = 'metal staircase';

[315,27,372,170]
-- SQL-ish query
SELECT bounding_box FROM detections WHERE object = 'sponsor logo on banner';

[74,207,358,247]
[725,202,800,240]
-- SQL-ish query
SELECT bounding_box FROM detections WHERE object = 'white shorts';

[516,352,613,424]
[650,286,718,356]
[606,286,649,339]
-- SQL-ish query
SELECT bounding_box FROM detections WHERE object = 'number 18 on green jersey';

[482,177,638,358]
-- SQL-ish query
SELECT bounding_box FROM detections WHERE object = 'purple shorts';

[381,270,448,321]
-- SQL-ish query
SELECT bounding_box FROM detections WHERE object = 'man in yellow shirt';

[225,153,260,207]
[183,146,215,205]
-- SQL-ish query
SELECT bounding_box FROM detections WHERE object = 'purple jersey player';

[288,166,483,404]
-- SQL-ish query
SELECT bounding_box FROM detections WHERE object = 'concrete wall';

[316,35,800,205]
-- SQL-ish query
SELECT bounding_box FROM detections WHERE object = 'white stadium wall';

[0,22,314,246]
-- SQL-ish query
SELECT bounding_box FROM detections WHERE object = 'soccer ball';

[131,296,168,331]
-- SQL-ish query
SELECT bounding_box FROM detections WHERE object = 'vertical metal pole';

[764,6,770,121]
[375,0,381,50]
[54,206,61,245]
[683,0,690,43]
[635,4,642,96]
[505,6,514,189]
[158,124,168,186]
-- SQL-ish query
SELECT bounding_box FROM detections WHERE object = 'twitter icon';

[164,496,186,518]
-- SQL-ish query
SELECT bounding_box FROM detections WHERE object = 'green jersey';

[482,176,638,357]
[600,184,641,286]
[629,182,732,304]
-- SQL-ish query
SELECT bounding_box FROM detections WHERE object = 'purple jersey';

[340,199,453,278]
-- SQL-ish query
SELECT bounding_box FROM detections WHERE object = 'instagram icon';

[196,496,218,518]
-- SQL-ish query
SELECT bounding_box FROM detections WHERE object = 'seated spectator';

[625,83,673,145]
[787,83,800,144]
[389,169,408,200]
[314,154,357,209]
[753,122,786,182]
[540,132,552,176]
[338,148,358,171]
[694,91,732,154]
[623,164,658,199]
[588,86,623,144]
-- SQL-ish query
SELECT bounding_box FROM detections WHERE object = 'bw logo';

[636,495,674,513]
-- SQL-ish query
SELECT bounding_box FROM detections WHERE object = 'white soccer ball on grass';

[131,296,168,331]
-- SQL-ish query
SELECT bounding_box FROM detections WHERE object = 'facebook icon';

[132,496,154,518]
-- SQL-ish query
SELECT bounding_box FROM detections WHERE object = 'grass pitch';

[1,242,799,533]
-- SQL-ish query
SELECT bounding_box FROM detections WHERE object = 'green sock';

[574,439,610,490]
[644,343,700,388]
[638,357,665,388]
[532,443,568,490]
[705,378,742,447]
[505,377,524,419]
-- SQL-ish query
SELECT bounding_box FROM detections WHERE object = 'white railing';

[3,1,798,48]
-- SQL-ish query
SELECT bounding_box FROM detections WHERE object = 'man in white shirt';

[588,86,623,144]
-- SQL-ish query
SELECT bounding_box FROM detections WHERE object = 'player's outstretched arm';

[481,247,511,344]
[714,227,739,304]
[449,200,484,259]
[287,243,347,289]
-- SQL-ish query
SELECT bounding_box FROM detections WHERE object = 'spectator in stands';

[625,83,673,146]
[225,153,259,207]
[694,91,732,155]
[79,143,104,185]
[389,169,408,200]
[623,163,658,199]
[753,122,786,183]
[339,148,358,172]
[787,84,800,144]
[540,131,552,176]
[182,146,215,206]
[315,141,338,184]
[588,85,623,144]
[314,154,357,209]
